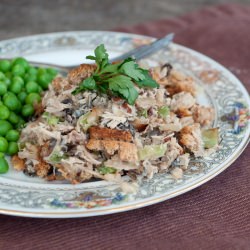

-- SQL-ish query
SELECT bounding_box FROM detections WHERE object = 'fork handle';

[109,33,174,62]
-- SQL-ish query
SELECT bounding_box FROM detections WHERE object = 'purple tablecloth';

[0,3,249,250]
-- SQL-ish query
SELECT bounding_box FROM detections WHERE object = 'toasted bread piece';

[102,140,120,155]
[52,77,63,91]
[89,126,133,142]
[35,161,51,178]
[86,139,102,151]
[87,139,120,155]
[118,141,138,162]
[11,155,25,171]
[167,71,196,96]
[175,108,192,118]
[86,139,138,162]
[68,64,96,85]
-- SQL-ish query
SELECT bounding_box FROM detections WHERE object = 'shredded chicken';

[179,124,204,157]
[160,137,183,171]
[151,67,196,96]
[170,92,196,111]
[191,105,215,126]
[176,153,190,170]
[105,155,139,171]
[171,167,183,179]
[58,157,93,183]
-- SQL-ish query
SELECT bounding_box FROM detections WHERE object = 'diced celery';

[158,106,169,118]
[139,109,148,118]
[202,128,219,149]
[138,144,167,161]
[78,110,99,131]
[48,149,66,163]
[42,112,59,126]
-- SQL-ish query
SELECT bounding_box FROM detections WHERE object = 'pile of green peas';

[0,57,57,174]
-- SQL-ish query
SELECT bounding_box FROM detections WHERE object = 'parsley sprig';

[72,44,159,104]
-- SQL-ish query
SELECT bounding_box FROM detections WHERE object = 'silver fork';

[2,33,174,75]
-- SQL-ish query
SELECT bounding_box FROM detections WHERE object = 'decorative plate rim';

[0,31,249,218]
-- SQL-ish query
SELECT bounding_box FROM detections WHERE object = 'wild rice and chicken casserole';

[12,46,217,192]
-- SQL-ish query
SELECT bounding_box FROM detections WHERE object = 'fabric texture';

[0,3,249,250]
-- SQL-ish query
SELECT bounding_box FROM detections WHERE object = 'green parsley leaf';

[94,44,108,65]
[108,75,138,104]
[98,82,109,93]
[135,69,159,88]
[128,85,139,105]
[119,61,145,81]
[72,77,97,94]
[86,55,96,61]
[98,166,117,175]
[99,63,119,74]
[72,44,158,104]
[82,77,97,90]
[108,75,132,90]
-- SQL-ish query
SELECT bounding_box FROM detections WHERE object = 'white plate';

[0,31,249,218]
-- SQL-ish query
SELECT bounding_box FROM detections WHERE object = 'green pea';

[5,72,12,79]
[12,76,25,87]
[37,68,46,75]
[4,78,11,88]
[47,68,58,77]
[0,157,9,173]
[12,64,25,76]
[25,81,39,93]
[3,93,20,111]
[0,120,13,136]
[12,57,29,70]
[8,111,20,124]
[27,67,38,75]
[17,91,27,104]
[0,137,8,152]
[3,91,15,99]
[24,73,37,83]
[15,100,22,114]
[7,141,19,155]
[5,129,20,142]
[0,104,10,120]
[0,82,7,96]
[37,74,51,89]
[25,93,41,105]
[0,152,4,158]
[15,117,25,130]
[9,81,22,94]
[0,60,11,72]
[0,72,5,80]
[37,86,43,93]
[22,104,34,117]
